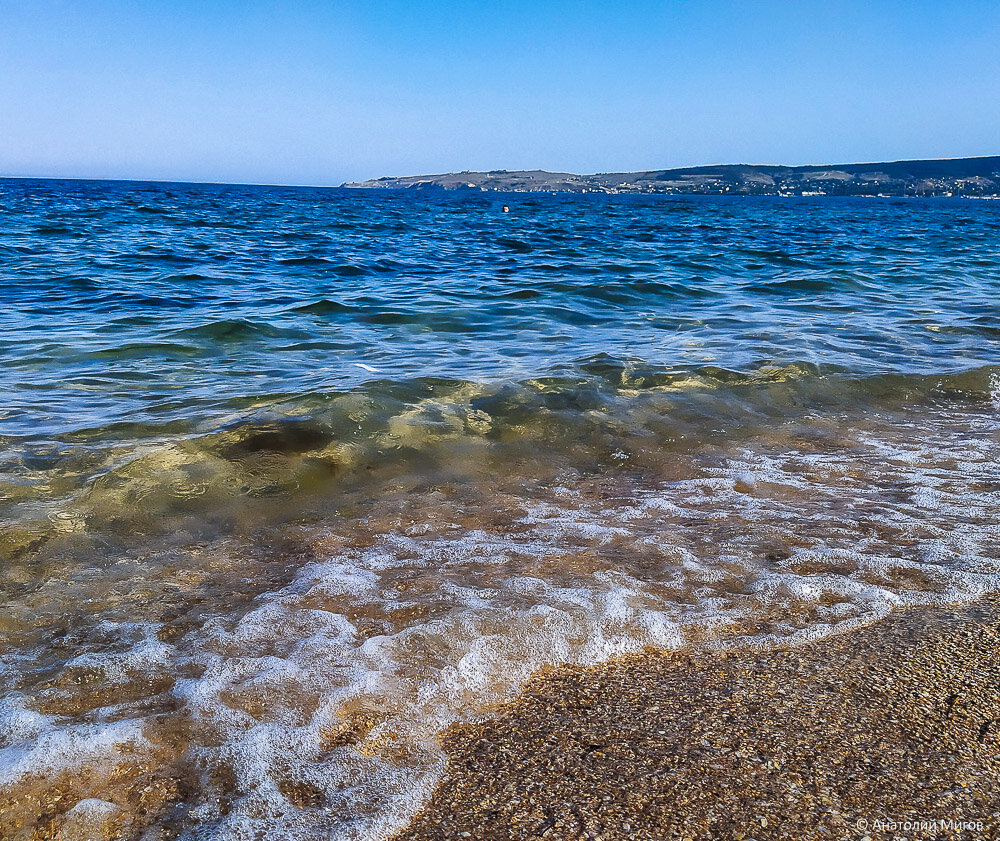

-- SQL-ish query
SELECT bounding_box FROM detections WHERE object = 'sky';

[1,0,999,186]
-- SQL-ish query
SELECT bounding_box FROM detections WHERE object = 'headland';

[345,155,1000,197]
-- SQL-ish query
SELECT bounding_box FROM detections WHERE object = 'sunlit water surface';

[1,180,999,840]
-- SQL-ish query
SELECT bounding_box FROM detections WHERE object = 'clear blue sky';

[2,0,998,185]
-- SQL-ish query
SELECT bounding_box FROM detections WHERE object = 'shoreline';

[396,598,1000,840]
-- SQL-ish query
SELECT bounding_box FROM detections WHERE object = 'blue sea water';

[2,179,998,438]
[1,179,998,840]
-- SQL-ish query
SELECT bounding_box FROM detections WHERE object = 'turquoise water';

[1,179,998,840]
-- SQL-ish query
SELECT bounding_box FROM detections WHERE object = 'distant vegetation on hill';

[345,156,1000,196]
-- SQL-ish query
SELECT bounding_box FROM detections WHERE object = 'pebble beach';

[400,597,1000,841]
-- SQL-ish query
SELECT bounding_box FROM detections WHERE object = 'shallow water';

[1,180,998,840]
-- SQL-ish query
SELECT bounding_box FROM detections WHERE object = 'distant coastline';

[344,154,1000,197]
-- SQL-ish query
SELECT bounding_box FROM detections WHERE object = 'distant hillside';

[344,156,1000,196]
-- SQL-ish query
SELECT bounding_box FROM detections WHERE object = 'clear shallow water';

[1,179,999,840]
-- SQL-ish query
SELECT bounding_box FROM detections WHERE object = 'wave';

[291,299,361,315]
[170,319,306,342]
[84,342,205,359]
[331,264,371,276]
[32,225,84,237]
[276,258,371,276]
[497,237,533,253]
[1,369,997,839]
[3,361,993,547]
[746,275,870,294]
[276,256,332,266]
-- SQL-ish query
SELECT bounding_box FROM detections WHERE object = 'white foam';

[3,408,999,840]
[63,634,172,683]
[0,717,147,788]
[0,695,50,748]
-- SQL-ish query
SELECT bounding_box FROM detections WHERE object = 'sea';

[1,179,998,840]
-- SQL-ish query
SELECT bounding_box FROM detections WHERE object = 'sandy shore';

[397,598,1000,841]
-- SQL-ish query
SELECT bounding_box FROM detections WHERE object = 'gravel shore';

[397,598,1000,841]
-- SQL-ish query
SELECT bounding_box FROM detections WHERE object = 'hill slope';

[344,156,1000,196]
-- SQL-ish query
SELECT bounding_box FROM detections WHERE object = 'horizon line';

[3,152,998,191]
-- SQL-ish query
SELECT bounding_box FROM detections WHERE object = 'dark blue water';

[3,179,998,439]
[1,179,999,841]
